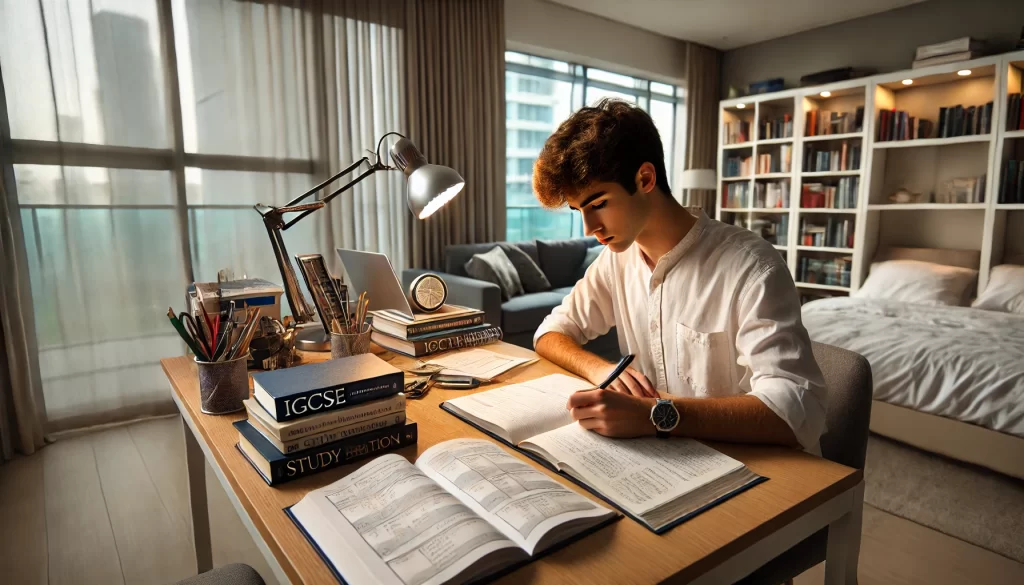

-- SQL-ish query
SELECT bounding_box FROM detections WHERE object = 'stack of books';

[724,154,752,177]
[805,107,864,136]
[912,37,985,69]
[234,354,417,486]
[801,178,858,209]
[759,113,792,140]
[800,217,854,248]
[754,180,789,208]
[369,304,502,357]
[723,119,751,144]
[756,144,792,173]
[804,143,860,172]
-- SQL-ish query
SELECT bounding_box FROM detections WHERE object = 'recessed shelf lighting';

[902,79,914,85]
[736,103,746,109]
[957,69,972,76]
[819,91,832,97]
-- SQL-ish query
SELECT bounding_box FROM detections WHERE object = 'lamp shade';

[678,169,717,190]
[390,137,465,219]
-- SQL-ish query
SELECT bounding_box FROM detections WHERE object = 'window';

[504,51,684,241]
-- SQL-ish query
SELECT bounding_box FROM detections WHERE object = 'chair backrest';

[812,342,873,469]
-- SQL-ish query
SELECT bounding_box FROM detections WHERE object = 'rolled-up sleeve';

[736,265,828,453]
[533,248,616,348]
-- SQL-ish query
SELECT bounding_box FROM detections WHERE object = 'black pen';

[598,354,635,389]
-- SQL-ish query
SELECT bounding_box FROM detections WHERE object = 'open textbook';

[440,374,765,533]
[287,439,617,585]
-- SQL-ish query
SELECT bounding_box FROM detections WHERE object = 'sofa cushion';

[575,245,604,281]
[501,291,567,334]
[464,247,524,301]
[537,239,590,288]
[499,243,551,293]
[552,286,575,295]
[445,240,540,277]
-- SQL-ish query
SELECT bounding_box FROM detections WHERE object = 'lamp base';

[295,323,330,352]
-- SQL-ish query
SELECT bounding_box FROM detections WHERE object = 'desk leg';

[824,480,863,585]
[183,415,214,574]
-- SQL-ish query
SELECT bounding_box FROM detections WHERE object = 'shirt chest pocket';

[675,322,733,396]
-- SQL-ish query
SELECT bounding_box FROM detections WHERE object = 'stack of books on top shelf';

[370,304,500,358]
[1006,94,1024,131]
[798,256,851,288]
[236,354,416,486]
[805,107,864,136]
[756,145,792,173]
[1000,160,1024,204]
[760,114,793,140]
[724,120,751,144]
[804,143,860,172]
[723,182,750,208]
[754,181,789,208]
[800,217,854,248]
[724,154,752,177]
[801,177,858,209]
[912,37,985,69]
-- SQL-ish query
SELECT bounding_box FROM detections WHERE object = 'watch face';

[652,402,679,431]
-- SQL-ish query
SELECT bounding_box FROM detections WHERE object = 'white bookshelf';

[718,50,1024,299]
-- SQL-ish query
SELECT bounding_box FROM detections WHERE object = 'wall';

[505,0,688,83]
[721,0,1024,97]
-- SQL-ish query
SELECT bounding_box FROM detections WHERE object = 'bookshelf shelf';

[873,135,991,149]
[758,137,794,145]
[797,208,858,214]
[754,172,792,179]
[995,203,1024,210]
[796,246,855,254]
[723,142,753,150]
[803,132,863,142]
[721,176,751,182]
[721,207,750,212]
[866,203,987,210]
[795,282,851,292]
[801,170,861,177]
[1004,129,1024,139]
[750,208,791,213]
[773,244,788,251]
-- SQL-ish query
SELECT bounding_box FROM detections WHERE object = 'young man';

[532,99,827,453]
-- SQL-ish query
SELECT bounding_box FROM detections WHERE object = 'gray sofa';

[402,238,620,360]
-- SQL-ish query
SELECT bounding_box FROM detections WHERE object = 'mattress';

[802,297,1024,438]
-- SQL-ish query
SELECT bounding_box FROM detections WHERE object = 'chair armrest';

[402,269,502,328]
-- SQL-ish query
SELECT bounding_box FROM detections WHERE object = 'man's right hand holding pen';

[592,354,659,398]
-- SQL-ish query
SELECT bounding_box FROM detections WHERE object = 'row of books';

[798,256,852,288]
[724,154,752,178]
[754,180,790,209]
[236,354,416,486]
[1006,94,1024,131]
[370,304,501,357]
[876,110,934,141]
[937,103,992,138]
[759,114,793,140]
[800,178,858,209]
[805,107,864,136]
[722,181,751,209]
[804,143,861,172]
[724,120,751,144]
[999,160,1024,204]
[800,217,854,249]
[756,145,792,173]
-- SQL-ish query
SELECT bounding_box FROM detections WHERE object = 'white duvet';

[802,297,1024,438]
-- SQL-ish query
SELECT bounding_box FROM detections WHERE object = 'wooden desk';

[163,342,863,585]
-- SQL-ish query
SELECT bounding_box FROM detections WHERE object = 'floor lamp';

[256,133,465,350]
[678,169,717,216]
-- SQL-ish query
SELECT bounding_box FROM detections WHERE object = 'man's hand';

[590,364,658,398]
[567,389,658,438]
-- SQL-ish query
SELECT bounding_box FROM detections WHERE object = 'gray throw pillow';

[536,239,590,288]
[464,246,525,301]
[575,245,604,281]
[499,243,551,293]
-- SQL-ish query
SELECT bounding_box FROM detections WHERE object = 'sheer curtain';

[0,0,406,433]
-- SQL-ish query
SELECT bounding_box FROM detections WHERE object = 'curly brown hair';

[532,98,671,208]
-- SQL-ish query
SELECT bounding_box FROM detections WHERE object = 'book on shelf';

[759,113,793,140]
[1007,94,1024,131]
[1000,160,1024,204]
[723,154,752,178]
[931,103,992,139]
[798,256,852,288]
[236,419,419,486]
[371,324,503,357]
[876,109,939,141]
[805,106,863,137]
[936,175,985,204]
[755,144,792,174]
[440,374,765,533]
[723,181,750,209]
[913,37,985,61]
[800,217,854,248]
[251,353,403,422]
[286,439,618,585]
[800,178,858,209]
[804,143,861,172]
[723,119,750,144]
[754,180,789,208]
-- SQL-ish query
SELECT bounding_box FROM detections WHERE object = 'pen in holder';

[330,325,372,359]
[195,354,249,414]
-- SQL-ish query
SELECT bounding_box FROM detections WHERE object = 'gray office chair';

[735,342,873,585]
[174,564,266,585]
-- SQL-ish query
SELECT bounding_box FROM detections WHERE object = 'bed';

[801,247,1024,480]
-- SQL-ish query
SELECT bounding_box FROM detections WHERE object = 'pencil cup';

[195,355,249,414]
[330,326,372,359]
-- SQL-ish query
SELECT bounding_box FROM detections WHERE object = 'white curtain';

[0,0,406,432]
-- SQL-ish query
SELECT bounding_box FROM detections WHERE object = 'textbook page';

[442,374,593,444]
[289,454,524,585]
[519,424,744,517]
[417,439,614,555]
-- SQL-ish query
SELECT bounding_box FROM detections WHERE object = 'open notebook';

[441,374,766,533]
[287,439,617,585]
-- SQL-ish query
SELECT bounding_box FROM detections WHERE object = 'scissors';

[179,312,212,360]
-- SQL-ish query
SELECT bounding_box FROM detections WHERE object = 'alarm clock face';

[410,273,447,312]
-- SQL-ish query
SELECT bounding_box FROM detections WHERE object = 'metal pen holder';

[195,354,249,414]
[330,325,372,359]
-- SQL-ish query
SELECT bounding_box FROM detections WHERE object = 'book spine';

[412,326,503,357]
[274,372,403,422]
[274,394,406,440]
[267,423,418,485]
[404,314,485,337]
[280,412,407,454]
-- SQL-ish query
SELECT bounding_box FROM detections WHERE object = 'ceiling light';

[957,69,971,76]
[819,91,831,97]
[902,79,913,85]
[736,103,746,109]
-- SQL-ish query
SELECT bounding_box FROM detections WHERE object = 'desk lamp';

[255,133,464,350]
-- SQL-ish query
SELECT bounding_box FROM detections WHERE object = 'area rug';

[863,434,1024,562]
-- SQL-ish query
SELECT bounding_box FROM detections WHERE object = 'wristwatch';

[650,398,680,438]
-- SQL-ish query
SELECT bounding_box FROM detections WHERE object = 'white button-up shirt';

[534,212,828,452]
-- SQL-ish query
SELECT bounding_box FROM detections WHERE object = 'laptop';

[335,248,417,319]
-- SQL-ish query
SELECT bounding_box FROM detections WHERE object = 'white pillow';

[854,259,978,306]
[972,264,1024,314]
